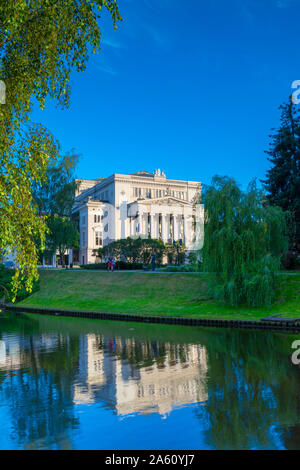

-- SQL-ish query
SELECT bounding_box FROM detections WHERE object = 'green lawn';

[16,270,300,321]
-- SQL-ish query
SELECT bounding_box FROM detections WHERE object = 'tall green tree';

[46,215,79,267]
[32,151,80,265]
[263,98,300,253]
[164,241,186,265]
[32,151,80,217]
[139,238,165,265]
[202,176,288,307]
[0,0,122,297]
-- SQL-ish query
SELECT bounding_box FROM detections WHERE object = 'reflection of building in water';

[0,333,68,372]
[116,343,208,415]
[73,334,208,416]
[0,335,26,370]
[73,334,108,404]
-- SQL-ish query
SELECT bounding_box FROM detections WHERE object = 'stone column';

[183,207,193,249]
[173,215,178,242]
[165,214,170,242]
[183,216,188,245]
[175,215,181,241]
[137,213,141,236]
[141,213,146,237]
[179,215,184,241]
[130,217,134,237]
[150,213,155,239]
[166,214,171,241]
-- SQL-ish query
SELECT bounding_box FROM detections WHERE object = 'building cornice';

[75,172,202,204]
[128,196,195,207]
[113,173,201,186]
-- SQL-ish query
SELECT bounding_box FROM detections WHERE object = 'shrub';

[98,237,166,265]
[79,263,107,270]
[79,262,144,270]
[188,252,198,264]
[116,261,143,270]
[162,264,200,273]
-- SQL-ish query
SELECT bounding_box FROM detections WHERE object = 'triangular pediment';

[130,170,153,177]
[135,196,193,206]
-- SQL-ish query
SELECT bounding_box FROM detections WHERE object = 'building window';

[82,216,85,226]
[135,188,142,198]
[95,231,102,247]
[94,214,97,223]
[82,231,85,247]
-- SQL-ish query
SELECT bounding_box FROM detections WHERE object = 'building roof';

[130,171,153,177]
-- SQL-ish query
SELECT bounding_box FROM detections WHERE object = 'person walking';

[151,253,156,272]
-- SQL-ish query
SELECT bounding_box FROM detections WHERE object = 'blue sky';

[31,0,300,188]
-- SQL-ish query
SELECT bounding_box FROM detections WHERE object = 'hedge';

[79,261,144,270]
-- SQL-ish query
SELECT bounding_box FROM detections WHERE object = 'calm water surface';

[0,312,300,450]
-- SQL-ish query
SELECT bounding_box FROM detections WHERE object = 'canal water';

[0,311,300,450]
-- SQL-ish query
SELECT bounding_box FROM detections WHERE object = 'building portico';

[128,196,198,247]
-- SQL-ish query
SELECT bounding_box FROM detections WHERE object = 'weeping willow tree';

[202,176,288,307]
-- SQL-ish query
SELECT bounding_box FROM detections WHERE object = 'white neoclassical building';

[71,169,203,265]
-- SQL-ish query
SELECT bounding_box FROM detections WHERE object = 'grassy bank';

[15,270,300,321]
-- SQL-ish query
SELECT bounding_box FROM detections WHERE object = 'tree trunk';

[59,247,65,268]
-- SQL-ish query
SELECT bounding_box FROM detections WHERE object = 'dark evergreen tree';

[263,98,300,253]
